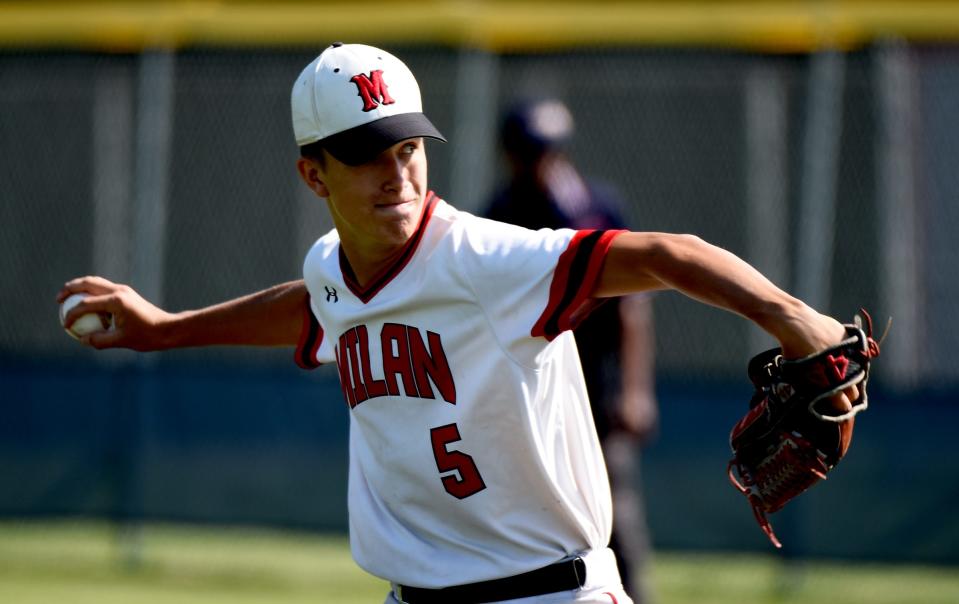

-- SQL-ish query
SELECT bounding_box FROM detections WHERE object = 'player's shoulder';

[436,199,550,249]
[431,198,577,274]
[307,227,340,256]
[302,227,340,275]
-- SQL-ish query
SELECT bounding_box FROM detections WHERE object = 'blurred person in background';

[484,99,658,604]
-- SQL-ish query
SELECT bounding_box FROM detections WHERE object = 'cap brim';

[322,113,447,166]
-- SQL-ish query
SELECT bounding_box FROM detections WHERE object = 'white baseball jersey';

[296,192,625,588]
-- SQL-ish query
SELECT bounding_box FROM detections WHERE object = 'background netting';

[2,43,957,561]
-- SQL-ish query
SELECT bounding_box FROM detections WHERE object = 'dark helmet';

[500,99,574,160]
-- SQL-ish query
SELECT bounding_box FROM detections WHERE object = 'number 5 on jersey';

[430,423,487,499]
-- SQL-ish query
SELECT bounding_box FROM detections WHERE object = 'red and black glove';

[727,311,883,548]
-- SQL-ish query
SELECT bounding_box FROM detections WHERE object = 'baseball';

[59,293,112,339]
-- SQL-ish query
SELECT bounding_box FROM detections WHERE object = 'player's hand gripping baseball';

[57,276,174,351]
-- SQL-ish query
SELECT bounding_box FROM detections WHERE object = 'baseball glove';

[727,310,883,548]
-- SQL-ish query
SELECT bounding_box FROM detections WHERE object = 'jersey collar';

[339,191,439,304]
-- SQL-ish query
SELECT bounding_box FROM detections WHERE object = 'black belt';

[396,556,587,604]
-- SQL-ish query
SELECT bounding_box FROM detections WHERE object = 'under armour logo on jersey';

[325,286,338,303]
[351,70,395,112]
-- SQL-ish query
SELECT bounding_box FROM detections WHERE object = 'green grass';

[0,520,956,604]
[0,520,388,604]
[652,552,959,604]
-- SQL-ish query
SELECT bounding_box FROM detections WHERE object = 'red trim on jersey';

[532,229,627,341]
[339,191,439,304]
[294,298,324,370]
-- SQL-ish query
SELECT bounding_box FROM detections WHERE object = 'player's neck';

[331,193,432,287]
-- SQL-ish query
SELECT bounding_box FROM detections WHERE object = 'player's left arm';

[595,232,847,362]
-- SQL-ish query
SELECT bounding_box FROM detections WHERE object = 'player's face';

[310,138,428,257]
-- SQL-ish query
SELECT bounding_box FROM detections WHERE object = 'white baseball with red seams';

[295,194,627,596]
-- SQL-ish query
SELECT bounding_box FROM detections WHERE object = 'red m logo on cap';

[351,70,395,112]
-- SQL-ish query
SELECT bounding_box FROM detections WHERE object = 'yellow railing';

[1,1,958,52]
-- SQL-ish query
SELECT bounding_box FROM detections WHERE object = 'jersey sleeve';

[457,215,625,344]
[531,228,625,341]
[293,295,330,370]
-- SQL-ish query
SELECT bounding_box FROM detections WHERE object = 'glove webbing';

[727,431,829,548]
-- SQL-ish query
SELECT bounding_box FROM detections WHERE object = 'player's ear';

[296,157,330,198]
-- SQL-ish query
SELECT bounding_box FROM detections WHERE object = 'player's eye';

[400,139,421,155]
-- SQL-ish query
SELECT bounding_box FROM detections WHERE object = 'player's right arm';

[57,276,307,351]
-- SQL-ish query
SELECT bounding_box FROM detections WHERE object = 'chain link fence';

[2,44,956,383]
[2,43,958,560]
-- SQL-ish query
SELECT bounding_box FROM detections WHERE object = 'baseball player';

[60,43,859,604]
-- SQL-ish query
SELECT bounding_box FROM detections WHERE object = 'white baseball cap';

[291,43,446,165]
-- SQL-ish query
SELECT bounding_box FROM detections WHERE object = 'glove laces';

[727,431,830,549]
